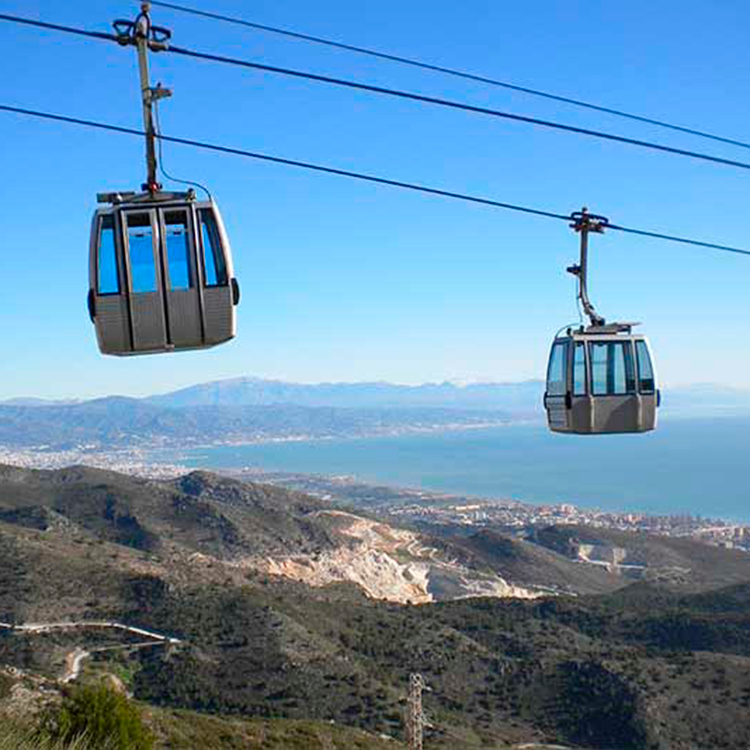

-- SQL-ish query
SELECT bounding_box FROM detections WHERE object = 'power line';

[167,43,750,174]
[0,12,116,42]
[1,102,748,259]
[151,0,750,154]
[3,13,750,175]
[0,104,568,221]
[607,222,750,256]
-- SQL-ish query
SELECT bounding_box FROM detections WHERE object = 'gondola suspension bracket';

[113,3,173,194]
[566,207,609,329]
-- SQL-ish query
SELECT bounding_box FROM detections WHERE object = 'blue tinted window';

[546,341,567,396]
[636,341,655,393]
[199,209,227,287]
[590,342,636,396]
[573,342,587,396]
[127,213,157,293]
[612,344,628,395]
[97,215,119,295]
[590,342,608,396]
[164,211,193,290]
[624,342,637,394]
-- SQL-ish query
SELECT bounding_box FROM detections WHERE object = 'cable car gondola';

[543,209,659,434]
[89,190,239,355]
[87,4,239,356]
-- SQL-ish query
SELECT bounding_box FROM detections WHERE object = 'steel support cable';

[166,45,750,175]
[0,12,117,42]
[2,12,750,174]
[151,0,750,154]
[1,103,749,258]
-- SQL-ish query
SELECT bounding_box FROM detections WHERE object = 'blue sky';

[1,0,749,399]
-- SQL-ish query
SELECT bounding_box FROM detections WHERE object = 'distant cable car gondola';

[87,3,239,356]
[544,209,659,434]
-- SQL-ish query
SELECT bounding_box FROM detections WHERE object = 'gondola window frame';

[161,208,198,292]
[546,340,568,397]
[635,340,656,394]
[589,341,637,397]
[573,341,587,396]
[124,210,160,295]
[97,214,121,296]
[198,208,228,288]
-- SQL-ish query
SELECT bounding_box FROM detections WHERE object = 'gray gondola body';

[88,198,237,356]
[544,332,659,434]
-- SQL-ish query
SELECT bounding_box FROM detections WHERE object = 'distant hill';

[146,376,750,418]
[0,397,511,449]
[0,463,564,607]
[0,464,340,566]
[0,397,82,407]
[3,378,750,453]
[659,383,750,416]
[5,377,750,420]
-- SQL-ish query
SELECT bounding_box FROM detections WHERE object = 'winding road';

[0,620,180,683]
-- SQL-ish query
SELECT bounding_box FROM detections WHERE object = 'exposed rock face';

[261,547,432,603]
[246,512,540,604]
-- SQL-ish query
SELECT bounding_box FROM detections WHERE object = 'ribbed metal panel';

[167,289,203,347]
[548,405,568,430]
[94,296,131,355]
[203,286,235,344]
[131,293,167,351]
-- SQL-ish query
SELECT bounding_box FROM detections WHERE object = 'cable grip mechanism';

[113,3,172,51]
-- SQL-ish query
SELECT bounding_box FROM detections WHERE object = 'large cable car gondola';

[544,210,659,434]
[87,4,239,356]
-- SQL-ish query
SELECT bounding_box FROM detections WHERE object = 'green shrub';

[50,683,154,750]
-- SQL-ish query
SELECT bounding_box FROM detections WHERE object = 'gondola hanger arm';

[112,3,174,194]
[567,207,608,328]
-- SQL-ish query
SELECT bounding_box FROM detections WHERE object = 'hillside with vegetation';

[2,465,750,747]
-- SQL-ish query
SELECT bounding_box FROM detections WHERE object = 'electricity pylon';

[406,672,426,750]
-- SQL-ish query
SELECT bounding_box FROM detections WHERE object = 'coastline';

[2,416,750,530]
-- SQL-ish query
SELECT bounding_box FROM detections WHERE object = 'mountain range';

[146,377,545,411]
[5,376,750,415]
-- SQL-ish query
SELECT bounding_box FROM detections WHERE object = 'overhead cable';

[168,43,750,174]
[151,0,750,154]
[2,12,750,174]
[1,102,748,259]
[0,12,117,42]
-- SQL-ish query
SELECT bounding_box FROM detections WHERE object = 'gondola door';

[122,209,168,352]
[589,339,639,432]
[569,340,593,432]
[159,208,203,349]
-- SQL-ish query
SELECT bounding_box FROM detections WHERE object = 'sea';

[178,416,750,522]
